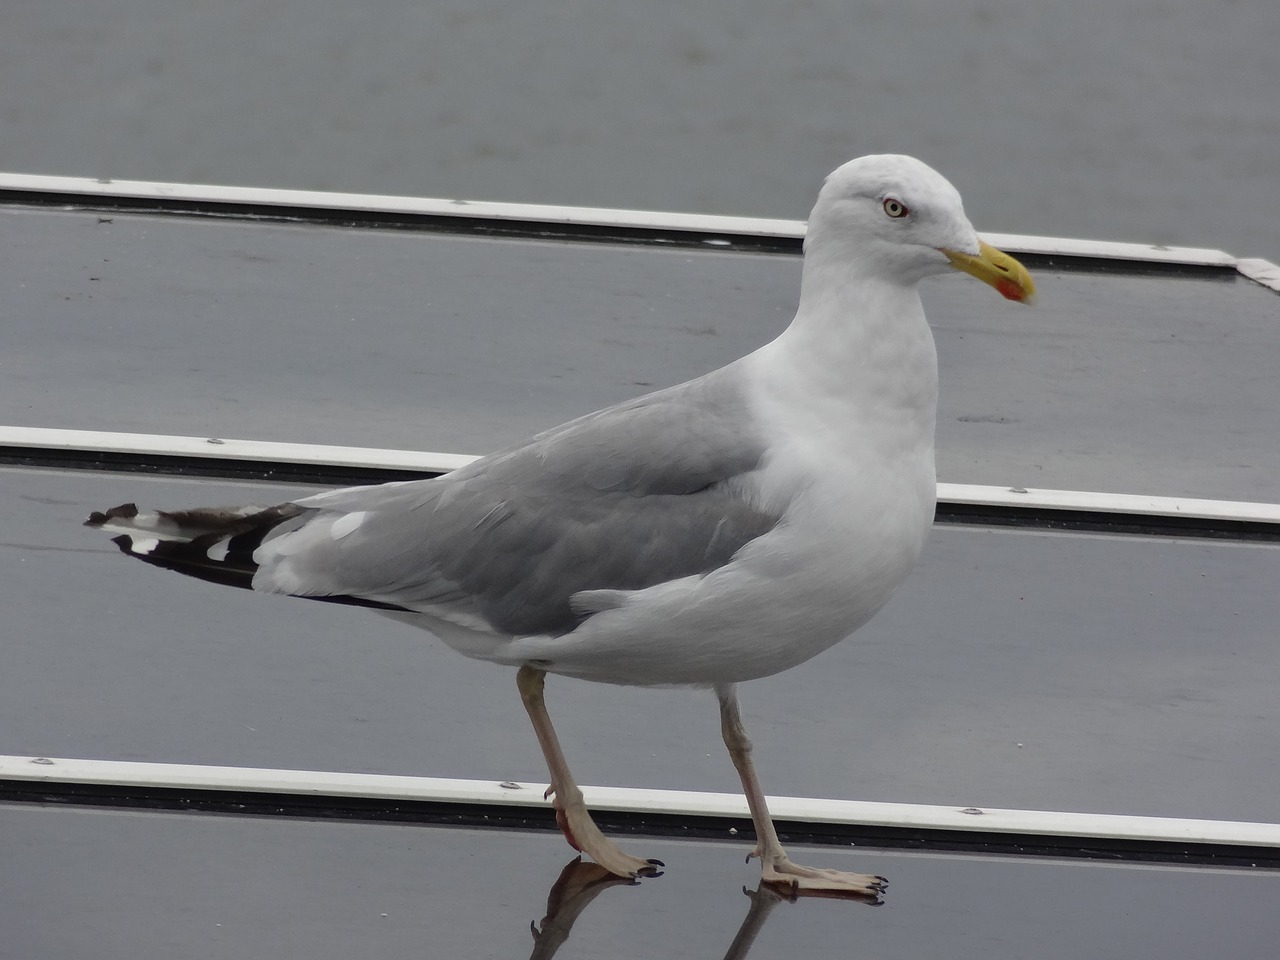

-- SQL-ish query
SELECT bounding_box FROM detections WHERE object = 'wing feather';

[255,367,781,635]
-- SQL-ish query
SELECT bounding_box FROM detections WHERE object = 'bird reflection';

[528,857,638,960]
[528,856,881,960]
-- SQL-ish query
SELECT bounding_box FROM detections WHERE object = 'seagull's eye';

[882,198,910,219]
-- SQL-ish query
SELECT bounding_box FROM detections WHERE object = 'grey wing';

[254,367,781,635]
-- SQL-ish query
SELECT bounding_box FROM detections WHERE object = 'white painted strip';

[5,425,1279,525]
[3,755,1276,848]
[936,482,1280,525]
[978,231,1237,267]
[0,425,476,475]
[0,171,1247,268]
[0,172,800,240]
[1236,257,1280,293]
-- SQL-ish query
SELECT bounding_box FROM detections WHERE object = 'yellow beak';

[943,240,1036,304]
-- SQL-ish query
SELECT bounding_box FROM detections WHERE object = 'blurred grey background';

[3,0,1277,260]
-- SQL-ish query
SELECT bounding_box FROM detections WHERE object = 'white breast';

[488,324,939,687]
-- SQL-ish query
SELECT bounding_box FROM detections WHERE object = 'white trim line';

[0,172,800,240]
[936,482,1280,525]
[0,171,1246,268]
[0,425,478,474]
[1236,257,1280,293]
[3,755,1276,849]
[978,231,1235,267]
[5,425,1279,525]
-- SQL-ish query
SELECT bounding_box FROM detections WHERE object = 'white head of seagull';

[802,154,1035,302]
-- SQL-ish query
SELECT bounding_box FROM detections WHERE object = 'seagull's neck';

[740,249,939,534]
[767,254,937,409]
[793,252,917,345]
[737,248,939,498]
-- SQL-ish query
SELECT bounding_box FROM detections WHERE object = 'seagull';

[86,154,1034,899]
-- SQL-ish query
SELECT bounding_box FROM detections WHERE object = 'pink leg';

[517,666,662,879]
[717,683,886,901]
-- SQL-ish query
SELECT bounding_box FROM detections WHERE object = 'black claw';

[646,858,665,867]
[745,853,752,865]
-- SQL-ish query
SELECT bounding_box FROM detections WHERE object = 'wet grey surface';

[4,804,1278,960]
[5,466,1278,824]
[4,194,1279,955]
[5,7,1279,940]
[4,1,1279,262]
[5,206,1279,501]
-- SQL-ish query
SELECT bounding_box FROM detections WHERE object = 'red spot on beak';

[995,278,1025,302]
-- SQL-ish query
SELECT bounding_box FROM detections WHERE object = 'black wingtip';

[85,502,139,527]
[107,534,140,556]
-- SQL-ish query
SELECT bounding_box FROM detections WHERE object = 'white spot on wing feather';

[329,511,368,540]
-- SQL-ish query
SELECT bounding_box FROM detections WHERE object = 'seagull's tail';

[85,501,407,612]
[85,501,306,592]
